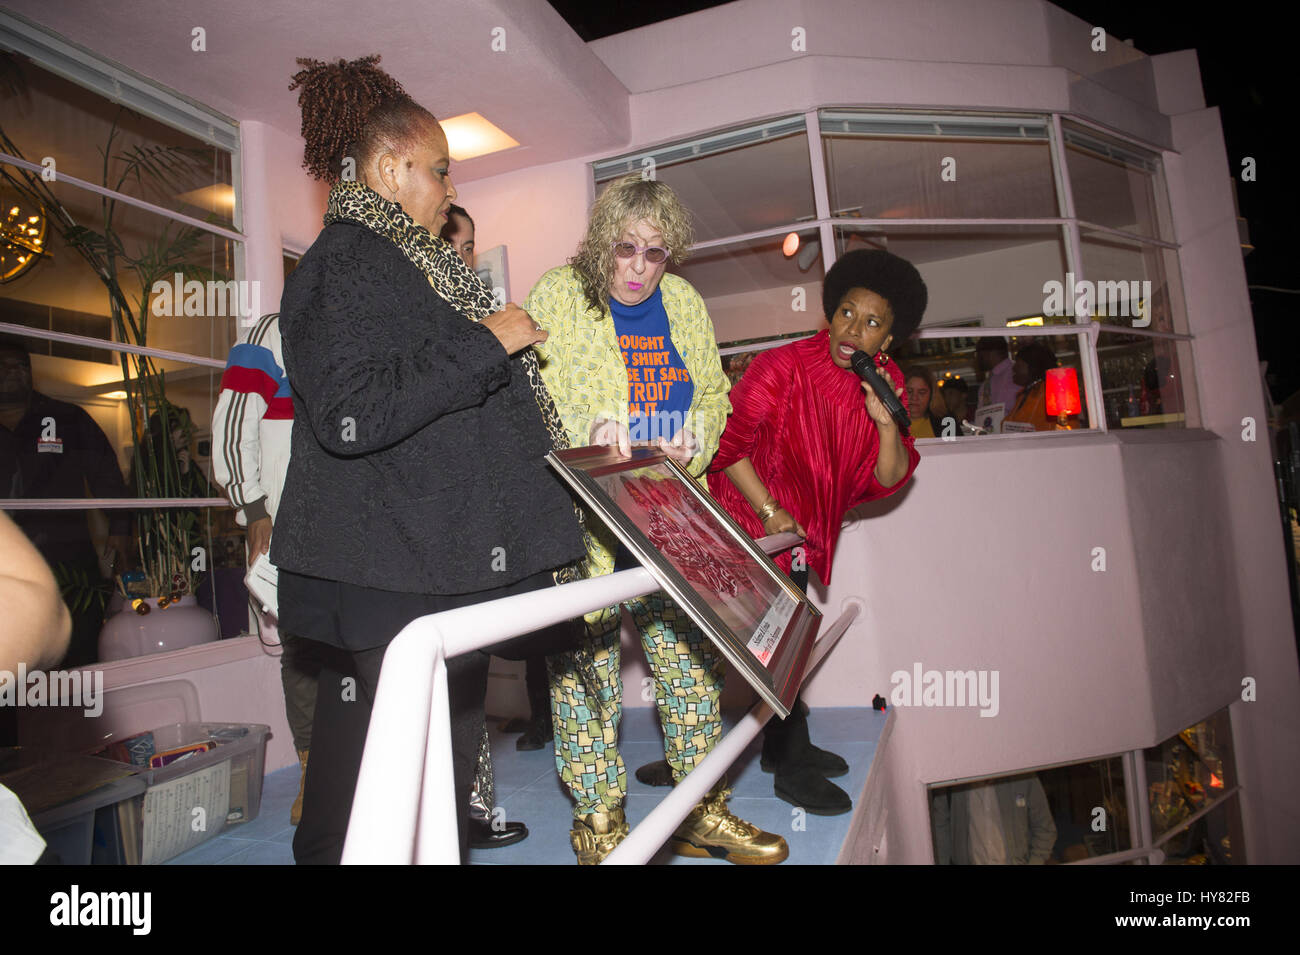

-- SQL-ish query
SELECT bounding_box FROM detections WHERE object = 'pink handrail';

[341,533,858,865]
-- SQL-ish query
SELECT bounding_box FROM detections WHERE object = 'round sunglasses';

[612,241,669,264]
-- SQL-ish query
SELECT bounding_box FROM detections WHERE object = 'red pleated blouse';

[707,329,919,584]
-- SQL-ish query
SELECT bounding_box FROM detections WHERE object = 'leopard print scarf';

[325,180,585,584]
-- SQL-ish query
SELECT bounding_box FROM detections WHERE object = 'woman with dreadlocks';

[270,56,584,864]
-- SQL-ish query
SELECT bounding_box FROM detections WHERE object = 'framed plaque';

[547,445,821,717]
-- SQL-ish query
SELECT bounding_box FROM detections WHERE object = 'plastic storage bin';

[105,722,270,864]
[19,763,148,865]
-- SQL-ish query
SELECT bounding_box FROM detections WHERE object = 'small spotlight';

[782,232,800,257]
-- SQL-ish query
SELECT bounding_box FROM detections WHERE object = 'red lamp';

[1045,367,1081,429]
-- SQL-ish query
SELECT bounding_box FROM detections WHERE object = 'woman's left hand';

[862,380,903,429]
[657,428,699,465]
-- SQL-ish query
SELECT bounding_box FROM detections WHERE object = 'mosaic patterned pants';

[549,593,725,817]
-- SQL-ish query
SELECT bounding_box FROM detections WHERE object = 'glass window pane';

[1,53,235,227]
[833,223,1073,335]
[1078,229,1185,331]
[891,327,1093,435]
[1145,708,1242,863]
[1,172,240,362]
[674,230,825,344]
[929,758,1132,864]
[1096,331,1195,430]
[833,224,1071,331]
[824,134,1059,220]
[1064,123,1167,241]
[830,225,1094,436]
[1,370,240,666]
[597,128,816,243]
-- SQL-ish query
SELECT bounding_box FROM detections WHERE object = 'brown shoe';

[671,781,788,865]
[290,748,308,826]
[570,806,629,865]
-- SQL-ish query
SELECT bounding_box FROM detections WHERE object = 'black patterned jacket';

[270,221,583,595]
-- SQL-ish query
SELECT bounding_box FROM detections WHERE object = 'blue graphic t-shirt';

[610,287,695,443]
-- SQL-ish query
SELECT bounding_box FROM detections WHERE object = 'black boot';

[762,699,851,815]
[515,654,554,751]
[761,698,849,777]
[516,712,551,751]
[634,759,674,787]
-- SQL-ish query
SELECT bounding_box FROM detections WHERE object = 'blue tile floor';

[167,705,884,865]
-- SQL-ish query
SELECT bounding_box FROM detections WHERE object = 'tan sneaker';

[570,806,630,865]
[290,748,308,826]
[671,782,789,865]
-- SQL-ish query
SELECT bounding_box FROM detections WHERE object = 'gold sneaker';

[570,807,630,865]
[671,782,789,865]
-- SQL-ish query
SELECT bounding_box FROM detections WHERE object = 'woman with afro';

[700,248,925,813]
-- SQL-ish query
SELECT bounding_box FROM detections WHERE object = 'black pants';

[285,568,581,865]
[292,641,490,864]
[765,566,812,750]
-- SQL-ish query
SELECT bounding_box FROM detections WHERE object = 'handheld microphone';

[850,350,911,434]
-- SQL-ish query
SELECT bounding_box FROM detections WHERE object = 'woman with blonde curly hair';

[524,175,787,865]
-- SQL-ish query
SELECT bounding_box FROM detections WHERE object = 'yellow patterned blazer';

[524,265,733,595]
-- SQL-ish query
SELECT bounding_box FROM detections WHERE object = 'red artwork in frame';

[547,445,821,716]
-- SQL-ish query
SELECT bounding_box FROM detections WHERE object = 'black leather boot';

[762,698,851,815]
[761,698,849,777]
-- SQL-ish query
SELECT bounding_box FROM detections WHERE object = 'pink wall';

[1160,105,1300,863]
[239,120,329,318]
[452,159,595,303]
[833,432,1251,863]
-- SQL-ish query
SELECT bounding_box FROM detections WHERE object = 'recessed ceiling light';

[440,112,520,161]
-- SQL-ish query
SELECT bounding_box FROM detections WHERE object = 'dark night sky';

[548,1,1297,400]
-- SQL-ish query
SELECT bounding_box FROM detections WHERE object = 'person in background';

[937,375,970,430]
[526,174,786,864]
[905,366,947,438]
[440,204,475,267]
[705,249,922,814]
[136,403,214,500]
[0,336,130,668]
[437,203,535,847]
[129,403,217,544]
[931,773,1058,864]
[273,56,582,864]
[974,337,1018,412]
[928,373,948,420]
[0,510,71,863]
[1003,342,1057,432]
[212,311,324,828]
